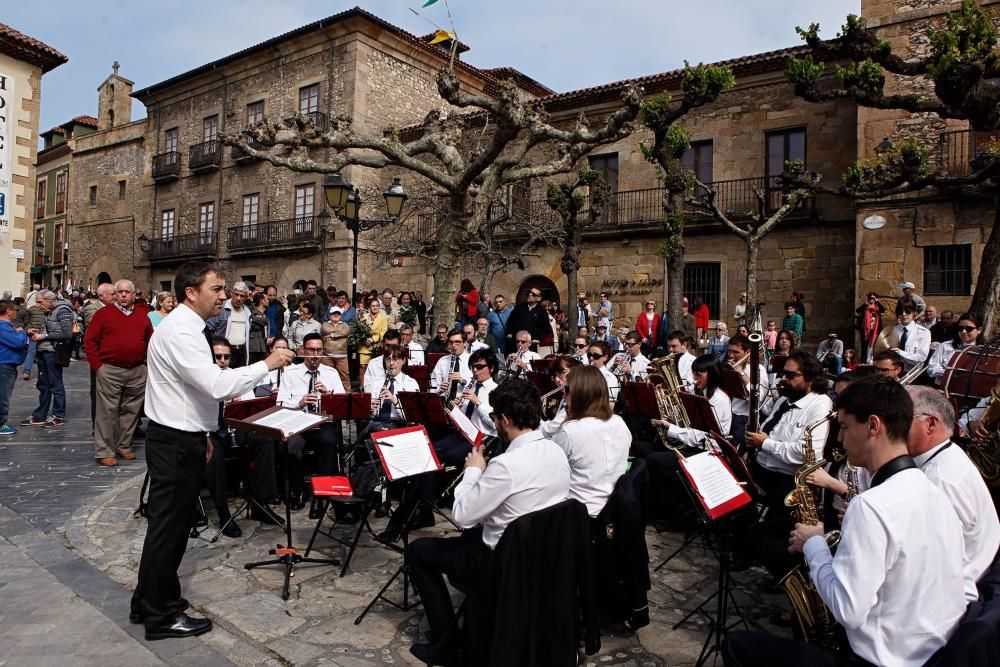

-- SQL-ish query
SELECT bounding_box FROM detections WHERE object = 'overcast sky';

[3,0,859,132]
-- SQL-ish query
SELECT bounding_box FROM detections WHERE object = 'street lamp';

[323,172,352,211]
[137,233,150,252]
[383,177,408,218]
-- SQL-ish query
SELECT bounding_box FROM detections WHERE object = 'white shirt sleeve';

[170,327,268,401]
[452,462,514,529]
[898,325,931,366]
[926,342,951,379]
[762,395,831,467]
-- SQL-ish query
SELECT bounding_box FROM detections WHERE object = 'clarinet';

[305,371,318,414]
[446,353,463,402]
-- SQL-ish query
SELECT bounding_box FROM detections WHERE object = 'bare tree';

[786,1,1000,333]
[640,63,735,326]
[223,68,640,321]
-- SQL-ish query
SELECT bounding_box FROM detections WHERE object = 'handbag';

[54,339,73,367]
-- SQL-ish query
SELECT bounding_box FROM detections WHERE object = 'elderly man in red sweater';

[84,279,154,466]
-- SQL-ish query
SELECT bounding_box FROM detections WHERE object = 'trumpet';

[506,349,526,377]
[608,352,630,380]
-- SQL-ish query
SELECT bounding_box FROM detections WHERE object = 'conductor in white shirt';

[132,262,294,641]
[404,377,570,664]
[725,376,967,666]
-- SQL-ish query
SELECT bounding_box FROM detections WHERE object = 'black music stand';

[407,365,432,392]
[679,392,723,436]
[322,392,371,470]
[397,391,452,428]
[426,352,447,371]
[228,406,340,600]
[621,381,658,417]
[525,370,554,394]
[530,357,558,374]
[720,366,749,402]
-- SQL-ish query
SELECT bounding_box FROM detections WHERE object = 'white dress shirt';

[453,429,570,550]
[626,352,650,380]
[553,416,631,517]
[277,361,344,409]
[926,340,967,384]
[469,339,490,354]
[509,349,540,372]
[453,377,498,437]
[539,399,567,438]
[145,303,269,432]
[731,363,770,418]
[372,372,420,421]
[804,467,966,667]
[363,355,387,394]
[894,321,931,370]
[598,366,621,402]
[665,388,732,448]
[676,351,696,389]
[914,439,1000,602]
[757,391,833,475]
[407,341,426,366]
[431,351,472,395]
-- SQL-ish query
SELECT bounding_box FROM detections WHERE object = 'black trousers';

[205,431,278,515]
[732,414,749,452]
[132,422,207,628]
[287,422,343,495]
[723,631,871,667]
[646,446,702,519]
[406,528,491,645]
[229,345,248,369]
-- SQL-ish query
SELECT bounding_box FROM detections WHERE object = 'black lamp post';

[321,173,407,308]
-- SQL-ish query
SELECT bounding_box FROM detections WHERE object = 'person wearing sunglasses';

[888,296,930,375]
[586,340,620,402]
[504,288,547,353]
[745,350,833,516]
[927,312,983,387]
[571,336,589,364]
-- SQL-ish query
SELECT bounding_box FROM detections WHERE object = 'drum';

[942,338,1000,410]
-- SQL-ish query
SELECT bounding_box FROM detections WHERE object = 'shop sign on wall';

[0,72,12,234]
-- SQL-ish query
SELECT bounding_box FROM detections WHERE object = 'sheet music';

[374,429,439,480]
[448,405,483,446]
[683,451,745,510]
[253,409,326,437]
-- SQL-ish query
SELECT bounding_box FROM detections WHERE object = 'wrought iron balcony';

[147,232,217,263]
[939,129,999,177]
[230,138,266,162]
[151,151,181,182]
[284,111,327,131]
[227,216,321,254]
[189,140,222,172]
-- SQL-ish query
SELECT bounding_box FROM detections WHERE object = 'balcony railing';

[227,216,321,253]
[152,151,181,181]
[939,129,999,177]
[189,140,222,172]
[284,111,327,131]
[147,232,217,262]
[230,138,265,162]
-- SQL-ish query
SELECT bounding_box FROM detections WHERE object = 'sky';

[2,0,860,133]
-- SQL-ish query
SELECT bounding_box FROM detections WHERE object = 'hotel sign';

[0,71,11,233]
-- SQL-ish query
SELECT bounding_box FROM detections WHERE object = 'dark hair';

[252,292,266,308]
[490,377,542,429]
[306,280,318,288]
[551,354,583,375]
[895,296,917,316]
[469,348,498,371]
[383,329,402,344]
[588,339,612,359]
[833,371,854,385]
[784,301,796,309]
[269,335,288,350]
[302,332,323,346]
[873,350,903,369]
[776,328,797,350]
[447,328,464,341]
[0,300,15,315]
[382,344,407,361]
[835,375,913,443]
[210,336,231,351]
[787,349,826,392]
[299,301,315,316]
[624,330,642,345]
[666,329,689,346]
[566,365,613,421]
[952,312,984,346]
[691,354,723,398]
[460,279,475,292]
[336,290,348,299]
[174,261,222,303]
[728,333,751,351]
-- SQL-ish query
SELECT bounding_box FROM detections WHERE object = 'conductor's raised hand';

[264,347,295,371]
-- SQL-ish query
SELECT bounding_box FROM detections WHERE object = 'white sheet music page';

[252,409,326,437]
[683,452,744,509]
[374,428,439,480]
[448,406,483,446]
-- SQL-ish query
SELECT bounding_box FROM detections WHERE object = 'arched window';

[108,109,115,128]
[516,275,559,308]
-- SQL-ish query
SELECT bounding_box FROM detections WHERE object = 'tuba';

[779,412,844,651]
[647,353,690,429]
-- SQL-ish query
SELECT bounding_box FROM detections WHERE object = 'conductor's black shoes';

[130,598,189,624]
[220,518,242,538]
[145,613,213,641]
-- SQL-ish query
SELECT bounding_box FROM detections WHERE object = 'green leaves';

[681,61,735,107]
[842,137,929,192]
[835,58,885,96]
[786,54,824,89]
[928,0,999,80]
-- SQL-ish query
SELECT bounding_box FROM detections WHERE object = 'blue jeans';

[32,351,65,420]
[0,364,17,424]
[22,339,37,374]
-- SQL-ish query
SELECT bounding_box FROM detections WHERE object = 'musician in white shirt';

[907,386,1000,603]
[726,376,966,667]
[890,296,931,373]
[539,355,582,438]
[618,331,650,380]
[507,330,541,375]
[405,378,570,663]
[726,334,769,452]
[571,336,589,364]
[363,329,402,393]
[399,323,425,366]
[369,345,420,423]
[133,262,294,640]
[587,340,620,401]
[431,330,472,396]
[745,351,832,514]
[926,313,982,386]
[552,365,631,517]
[277,332,345,513]
[666,330,696,389]
[656,354,732,447]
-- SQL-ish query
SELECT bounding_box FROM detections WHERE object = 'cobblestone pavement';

[3,359,790,666]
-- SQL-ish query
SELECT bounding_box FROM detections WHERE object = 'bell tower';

[97,61,133,131]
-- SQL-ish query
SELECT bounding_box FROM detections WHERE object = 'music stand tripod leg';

[354,513,421,625]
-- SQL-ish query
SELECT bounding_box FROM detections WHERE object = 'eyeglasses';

[214,354,231,360]
[779,369,802,379]
[447,339,464,345]
[470,363,490,370]
[575,343,588,348]
[958,325,979,333]
[587,352,604,359]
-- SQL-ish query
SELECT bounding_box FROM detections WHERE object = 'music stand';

[530,357,557,375]
[321,392,371,471]
[228,406,340,600]
[525,370,555,395]
[720,365,749,401]
[620,381,658,417]
[407,365,432,392]
[355,426,442,625]
[426,352,447,371]
[397,392,451,427]
[678,392,722,436]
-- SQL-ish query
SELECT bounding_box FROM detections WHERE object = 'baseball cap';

[328,306,344,315]
[598,318,610,328]
[900,281,915,289]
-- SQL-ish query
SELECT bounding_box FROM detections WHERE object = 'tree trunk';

[432,210,466,332]
[563,215,582,337]
[969,201,1000,338]
[665,193,685,332]
[745,236,759,317]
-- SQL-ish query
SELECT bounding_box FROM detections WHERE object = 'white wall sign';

[9,248,23,259]
[0,71,12,234]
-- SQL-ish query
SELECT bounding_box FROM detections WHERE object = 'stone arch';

[89,255,122,289]
[276,259,319,294]
[515,275,560,309]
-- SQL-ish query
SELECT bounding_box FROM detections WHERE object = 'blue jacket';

[0,320,28,365]
[487,307,511,354]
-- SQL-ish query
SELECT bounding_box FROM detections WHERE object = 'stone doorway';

[515,275,559,309]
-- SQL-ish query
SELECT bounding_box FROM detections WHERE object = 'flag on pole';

[428,29,455,44]
[422,0,441,6]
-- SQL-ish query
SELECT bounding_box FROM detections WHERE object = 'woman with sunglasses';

[927,312,983,387]
[540,355,583,437]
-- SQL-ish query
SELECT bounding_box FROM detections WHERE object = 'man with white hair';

[20,290,74,427]
[84,280,154,466]
[906,385,1000,602]
[206,281,252,368]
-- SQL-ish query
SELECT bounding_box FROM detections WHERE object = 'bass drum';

[941,339,1000,410]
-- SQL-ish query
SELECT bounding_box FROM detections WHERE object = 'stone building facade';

[0,23,66,294]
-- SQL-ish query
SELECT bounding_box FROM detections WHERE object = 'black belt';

[148,420,209,439]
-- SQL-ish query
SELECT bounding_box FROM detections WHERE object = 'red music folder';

[678,451,752,520]
[370,425,442,481]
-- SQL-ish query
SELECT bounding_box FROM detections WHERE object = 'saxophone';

[648,353,690,429]
[779,411,844,651]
